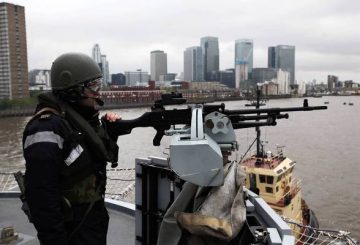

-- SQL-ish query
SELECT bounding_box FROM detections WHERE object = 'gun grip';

[153,131,164,146]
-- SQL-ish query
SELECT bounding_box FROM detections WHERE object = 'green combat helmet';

[51,52,102,91]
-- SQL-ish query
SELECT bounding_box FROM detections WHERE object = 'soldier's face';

[80,89,99,108]
[80,78,103,107]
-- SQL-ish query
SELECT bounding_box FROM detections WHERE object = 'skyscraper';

[268,45,295,85]
[184,46,203,82]
[235,39,253,78]
[124,70,149,86]
[91,44,110,85]
[92,44,102,63]
[150,50,167,81]
[200,37,219,81]
[0,2,29,100]
[235,61,248,89]
[327,75,338,92]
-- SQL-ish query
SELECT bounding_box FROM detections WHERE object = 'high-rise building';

[124,70,149,86]
[200,36,219,81]
[91,44,110,85]
[184,46,203,82]
[150,50,167,81]
[235,61,248,89]
[268,45,295,85]
[101,54,110,85]
[28,69,51,90]
[92,44,102,64]
[0,2,29,100]
[235,39,253,81]
[252,68,278,83]
[327,75,338,92]
[209,69,235,88]
[252,68,290,94]
[159,73,176,82]
[111,73,126,86]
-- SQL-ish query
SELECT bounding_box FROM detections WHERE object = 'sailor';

[22,53,121,245]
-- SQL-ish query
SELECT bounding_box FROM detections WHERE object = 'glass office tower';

[235,39,253,79]
[268,45,295,85]
[184,46,203,82]
[201,36,219,81]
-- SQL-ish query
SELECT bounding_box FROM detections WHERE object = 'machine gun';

[108,93,327,187]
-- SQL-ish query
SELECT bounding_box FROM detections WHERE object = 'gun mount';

[106,93,327,187]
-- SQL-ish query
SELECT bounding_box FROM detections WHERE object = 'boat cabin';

[240,153,303,223]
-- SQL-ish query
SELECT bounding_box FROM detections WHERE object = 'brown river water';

[0,96,359,239]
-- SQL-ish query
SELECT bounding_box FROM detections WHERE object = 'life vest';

[33,92,119,204]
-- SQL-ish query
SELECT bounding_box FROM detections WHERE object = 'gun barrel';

[229,113,289,122]
[225,106,327,115]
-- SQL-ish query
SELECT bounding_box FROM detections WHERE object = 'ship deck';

[241,155,285,169]
[0,194,135,245]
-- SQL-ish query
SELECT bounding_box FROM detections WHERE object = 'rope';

[239,137,257,163]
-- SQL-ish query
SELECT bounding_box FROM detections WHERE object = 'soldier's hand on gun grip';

[103,112,121,122]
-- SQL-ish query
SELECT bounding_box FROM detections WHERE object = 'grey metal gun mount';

[107,93,327,187]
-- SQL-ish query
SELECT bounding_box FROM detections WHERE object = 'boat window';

[259,175,266,183]
[265,187,273,193]
[267,176,274,184]
[289,176,292,182]
[276,186,279,192]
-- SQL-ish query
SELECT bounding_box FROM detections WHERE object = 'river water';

[0,96,359,239]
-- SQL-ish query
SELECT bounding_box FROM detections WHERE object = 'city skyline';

[5,0,360,83]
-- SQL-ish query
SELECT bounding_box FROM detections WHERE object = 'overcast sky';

[9,0,360,83]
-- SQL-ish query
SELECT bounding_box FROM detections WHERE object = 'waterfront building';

[268,45,295,85]
[260,81,278,96]
[235,39,253,81]
[0,2,29,100]
[327,75,338,92]
[235,61,248,89]
[252,68,278,83]
[150,50,167,81]
[124,70,149,86]
[111,73,126,86]
[91,44,111,85]
[101,54,110,85]
[28,69,51,90]
[159,73,176,82]
[187,81,228,91]
[253,68,289,94]
[297,81,306,96]
[209,69,235,88]
[344,80,357,89]
[200,36,219,81]
[276,69,290,94]
[184,46,203,82]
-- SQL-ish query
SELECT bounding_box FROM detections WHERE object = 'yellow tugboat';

[240,88,319,242]
[240,148,319,241]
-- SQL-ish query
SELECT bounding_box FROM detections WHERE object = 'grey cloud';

[13,0,360,82]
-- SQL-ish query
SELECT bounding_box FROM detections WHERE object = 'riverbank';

[0,94,305,118]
